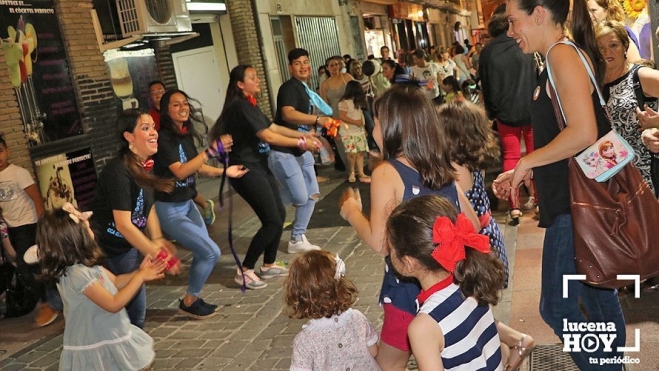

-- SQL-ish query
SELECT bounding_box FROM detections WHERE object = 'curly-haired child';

[285,250,381,371]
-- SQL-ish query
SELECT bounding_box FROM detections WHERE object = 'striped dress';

[417,276,503,371]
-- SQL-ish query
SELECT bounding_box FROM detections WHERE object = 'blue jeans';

[540,214,625,370]
[156,200,220,297]
[268,151,319,238]
[106,248,145,328]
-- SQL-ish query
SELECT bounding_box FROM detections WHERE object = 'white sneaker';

[234,268,267,290]
[287,234,321,254]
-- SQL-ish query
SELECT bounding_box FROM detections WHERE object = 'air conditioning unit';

[116,0,193,37]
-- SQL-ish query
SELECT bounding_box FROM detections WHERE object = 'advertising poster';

[34,148,97,211]
[104,49,160,112]
[0,0,82,145]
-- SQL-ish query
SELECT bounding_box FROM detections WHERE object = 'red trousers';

[497,120,537,209]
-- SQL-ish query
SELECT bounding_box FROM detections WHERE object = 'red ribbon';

[141,159,154,172]
[180,125,188,134]
[431,213,491,273]
[246,95,257,107]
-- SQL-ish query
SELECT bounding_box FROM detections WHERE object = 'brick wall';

[154,42,179,91]
[55,0,120,173]
[226,0,272,116]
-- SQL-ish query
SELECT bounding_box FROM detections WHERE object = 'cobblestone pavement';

[0,169,517,371]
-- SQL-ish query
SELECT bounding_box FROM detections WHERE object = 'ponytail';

[454,249,505,306]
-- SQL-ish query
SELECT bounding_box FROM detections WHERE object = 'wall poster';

[0,0,82,146]
[34,148,97,212]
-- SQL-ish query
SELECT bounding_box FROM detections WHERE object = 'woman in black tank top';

[492,1,626,370]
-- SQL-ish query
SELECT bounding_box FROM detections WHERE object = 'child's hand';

[339,187,362,221]
[139,255,166,281]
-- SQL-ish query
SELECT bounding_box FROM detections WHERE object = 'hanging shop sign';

[0,0,83,146]
[34,148,98,212]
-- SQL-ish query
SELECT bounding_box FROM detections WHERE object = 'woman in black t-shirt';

[154,89,247,320]
[210,65,320,290]
[91,109,179,328]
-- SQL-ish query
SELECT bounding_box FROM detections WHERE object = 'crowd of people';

[1,0,658,369]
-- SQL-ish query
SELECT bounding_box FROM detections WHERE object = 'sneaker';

[259,261,289,279]
[235,268,268,290]
[201,199,216,225]
[197,298,218,311]
[287,234,321,254]
[34,304,59,328]
[178,298,217,319]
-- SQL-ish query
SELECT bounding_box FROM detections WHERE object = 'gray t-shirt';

[58,264,154,371]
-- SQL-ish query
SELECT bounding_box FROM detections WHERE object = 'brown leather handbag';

[546,41,659,288]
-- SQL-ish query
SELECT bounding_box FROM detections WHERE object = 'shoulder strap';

[545,40,608,131]
[632,65,645,108]
[546,40,610,131]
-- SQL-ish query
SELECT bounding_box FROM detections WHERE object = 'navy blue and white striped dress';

[417,276,503,371]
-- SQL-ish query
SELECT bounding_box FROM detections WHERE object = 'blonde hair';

[596,20,630,52]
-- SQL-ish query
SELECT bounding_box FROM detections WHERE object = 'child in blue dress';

[36,203,166,371]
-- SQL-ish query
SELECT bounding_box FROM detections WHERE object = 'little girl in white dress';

[35,203,165,371]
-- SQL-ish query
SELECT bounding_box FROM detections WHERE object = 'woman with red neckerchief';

[153,90,247,319]
[90,109,180,329]
[209,65,320,290]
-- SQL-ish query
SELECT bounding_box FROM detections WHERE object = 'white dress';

[58,264,154,371]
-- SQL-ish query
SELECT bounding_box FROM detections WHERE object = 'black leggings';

[230,168,286,270]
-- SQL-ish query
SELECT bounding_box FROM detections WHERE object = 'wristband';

[315,115,320,125]
[297,137,307,150]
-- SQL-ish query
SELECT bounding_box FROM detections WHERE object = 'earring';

[129,143,134,150]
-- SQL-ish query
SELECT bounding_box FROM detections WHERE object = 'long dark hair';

[339,80,367,108]
[373,84,455,189]
[159,89,205,145]
[37,208,105,283]
[117,109,174,193]
[382,59,407,83]
[209,65,252,141]
[514,0,605,85]
[386,195,504,306]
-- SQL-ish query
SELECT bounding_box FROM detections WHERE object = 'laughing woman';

[210,65,320,290]
[91,109,179,329]
[153,90,248,320]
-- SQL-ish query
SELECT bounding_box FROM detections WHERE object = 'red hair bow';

[431,213,490,273]
[141,159,154,172]
[246,95,257,107]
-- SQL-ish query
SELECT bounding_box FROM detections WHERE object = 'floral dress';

[604,65,658,194]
